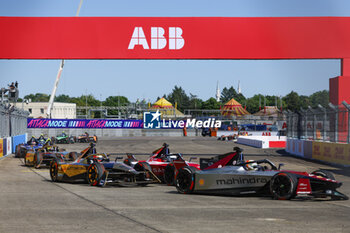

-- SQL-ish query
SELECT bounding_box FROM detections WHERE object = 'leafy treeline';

[23,87,329,114]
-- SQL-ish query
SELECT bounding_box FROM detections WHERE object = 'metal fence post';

[329,103,338,143]
[299,108,307,139]
[341,101,350,144]
[318,104,327,142]
[308,106,317,140]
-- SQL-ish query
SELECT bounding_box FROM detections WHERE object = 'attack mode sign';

[27,118,143,129]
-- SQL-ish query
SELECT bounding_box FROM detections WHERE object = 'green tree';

[189,93,203,109]
[24,93,50,102]
[103,96,130,115]
[246,94,263,113]
[103,96,129,106]
[283,91,301,112]
[299,95,311,109]
[69,94,100,107]
[167,86,190,112]
[202,97,221,110]
[55,94,71,103]
[309,90,329,108]
[220,86,245,104]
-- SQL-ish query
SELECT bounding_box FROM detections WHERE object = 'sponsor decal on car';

[216,177,268,185]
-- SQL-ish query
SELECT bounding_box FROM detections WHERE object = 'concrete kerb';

[0,153,12,161]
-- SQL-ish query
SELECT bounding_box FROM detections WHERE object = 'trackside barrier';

[0,134,27,158]
[11,134,27,154]
[0,136,16,158]
[6,137,12,155]
[237,136,286,149]
[286,139,350,166]
[312,141,350,166]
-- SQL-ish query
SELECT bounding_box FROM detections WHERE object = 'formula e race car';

[15,136,50,158]
[123,143,199,183]
[163,147,244,186]
[175,147,348,200]
[36,134,48,145]
[24,144,76,168]
[49,143,157,187]
[76,132,98,143]
[51,132,75,144]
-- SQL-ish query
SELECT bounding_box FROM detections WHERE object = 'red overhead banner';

[1,17,350,59]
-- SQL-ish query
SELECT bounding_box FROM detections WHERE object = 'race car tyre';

[311,169,335,180]
[24,156,28,166]
[270,172,297,200]
[49,158,60,182]
[133,162,149,186]
[69,137,75,144]
[34,152,43,168]
[87,162,106,186]
[94,136,98,143]
[175,166,196,194]
[164,164,175,186]
[15,145,21,158]
[133,162,145,172]
[18,148,26,158]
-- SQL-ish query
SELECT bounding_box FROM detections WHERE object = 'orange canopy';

[221,98,250,116]
[254,106,282,117]
[152,98,173,109]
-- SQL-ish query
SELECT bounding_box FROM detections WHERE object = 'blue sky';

[0,0,349,103]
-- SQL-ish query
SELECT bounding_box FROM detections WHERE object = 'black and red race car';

[175,147,348,200]
[123,143,200,183]
[163,147,243,185]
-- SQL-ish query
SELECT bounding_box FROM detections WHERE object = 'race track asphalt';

[0,137,349,233]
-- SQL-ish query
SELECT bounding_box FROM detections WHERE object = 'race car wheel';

[49,158,60,182]
[133,162,149,186]
[94,136,98,143]
[164,164,175,186]
[24,156,28,166]
[175,166,196,194]
[270,172,297,200]
[87,162,106,186]
[69,137,75,144]
[311,169,335,180]
[34,152,43,168]
[15,145,21,158]
[19,148,26,158]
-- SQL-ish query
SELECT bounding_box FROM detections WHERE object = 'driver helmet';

[93,155,104,162]
[245,160,258,171]
[30,136,37,145]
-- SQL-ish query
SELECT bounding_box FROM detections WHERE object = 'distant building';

[23,102,76,119]
[216,81,221,102]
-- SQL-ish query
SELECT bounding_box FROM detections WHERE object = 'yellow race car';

[49,143,159,187]
[24,141,72,168]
